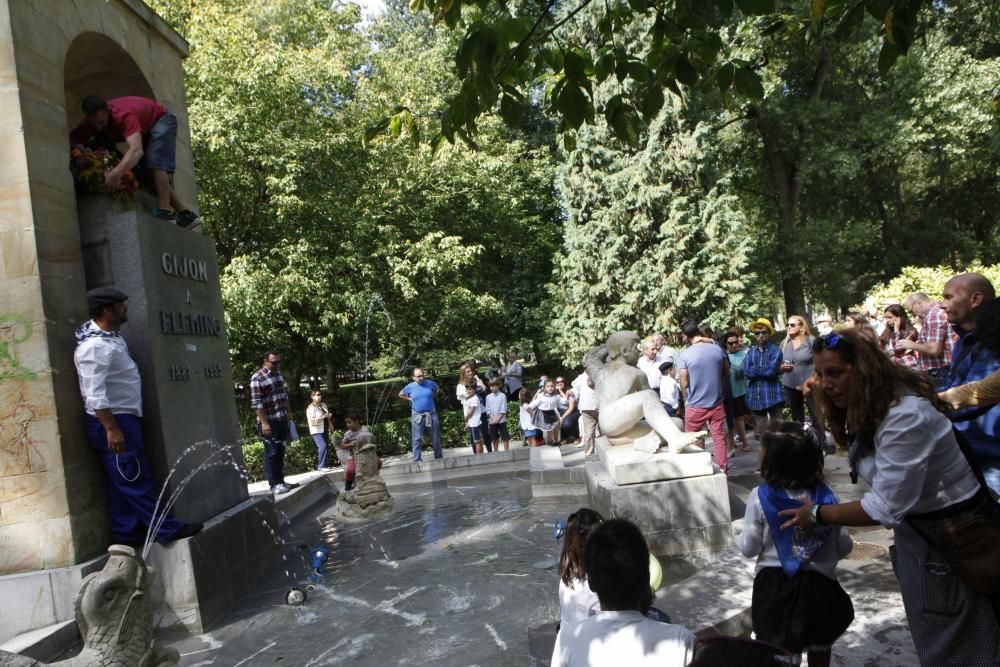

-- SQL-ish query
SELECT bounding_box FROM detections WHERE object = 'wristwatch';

[809,503,826,526]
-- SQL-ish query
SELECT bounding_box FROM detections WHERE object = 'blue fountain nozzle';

[553,519,566,540]
[311,546,331,571]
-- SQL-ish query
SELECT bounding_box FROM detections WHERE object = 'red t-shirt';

[70,96,167,145]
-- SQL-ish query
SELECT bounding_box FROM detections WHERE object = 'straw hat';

[748,318,775,335]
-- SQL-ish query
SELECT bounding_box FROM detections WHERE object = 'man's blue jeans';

[411,412,443,461]
[257,418,288,487]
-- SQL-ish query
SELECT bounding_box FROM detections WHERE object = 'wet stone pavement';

[164,475,578,666]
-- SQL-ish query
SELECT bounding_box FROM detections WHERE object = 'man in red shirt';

[70,96,199,228]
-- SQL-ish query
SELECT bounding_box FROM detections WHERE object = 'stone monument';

[0,0,280,649]
[582,332,732,557]
[335,434,394,522]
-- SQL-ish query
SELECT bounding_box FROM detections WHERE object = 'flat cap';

[86,286,129,308]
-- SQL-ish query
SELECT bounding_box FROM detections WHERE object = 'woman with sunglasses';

[780,329,999,665]
[780,316,827,449]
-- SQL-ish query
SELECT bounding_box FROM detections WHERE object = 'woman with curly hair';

[780,329,999,664]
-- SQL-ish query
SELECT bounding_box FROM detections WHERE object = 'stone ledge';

[0,620,77,663]
[0,551,107,645]
[585,461,732,557]
[597,437,714,485]
[146,495,283,635]
[529,445,566,471]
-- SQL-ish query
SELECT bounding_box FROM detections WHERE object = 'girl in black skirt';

[737,422,854,667]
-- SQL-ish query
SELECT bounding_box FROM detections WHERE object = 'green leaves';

[733,67,765,99]
[736,0,775,15]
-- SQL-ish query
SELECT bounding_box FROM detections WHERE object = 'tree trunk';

[752,45,832,320]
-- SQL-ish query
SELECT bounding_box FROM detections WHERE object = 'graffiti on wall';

[0,314,42,476]
[0,314,37,381]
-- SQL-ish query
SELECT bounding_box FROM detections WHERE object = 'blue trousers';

[257,419,288,487]
[84,413,183,544]
[411,412,443,461]
[311,431,329,469]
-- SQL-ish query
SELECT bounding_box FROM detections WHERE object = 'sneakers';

[152,207,177,221]
[317,467,332,472]
[271,483,293,495]
[176,209,201,229]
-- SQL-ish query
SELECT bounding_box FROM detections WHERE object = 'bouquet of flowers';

[69,144,139,201]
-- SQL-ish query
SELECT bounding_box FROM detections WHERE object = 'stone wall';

[0,0,197,573]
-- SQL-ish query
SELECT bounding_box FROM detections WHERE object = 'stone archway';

[63,32,155,131]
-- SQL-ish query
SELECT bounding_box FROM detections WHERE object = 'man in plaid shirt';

[743,318,786,426]
[902,292,954,390]
[251,351,295,494]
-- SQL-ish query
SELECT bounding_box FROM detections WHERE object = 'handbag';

[936,500,1000,594]
[907,429,1000,594]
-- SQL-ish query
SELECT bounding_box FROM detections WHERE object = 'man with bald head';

[901,291,953,390]
[942,272,1000,493]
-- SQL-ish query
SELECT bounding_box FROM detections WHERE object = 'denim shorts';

[142,112,178,172]
[467,425,483,443]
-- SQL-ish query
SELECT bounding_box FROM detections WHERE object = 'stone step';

[530,446,588,497]
[0,620,78,663]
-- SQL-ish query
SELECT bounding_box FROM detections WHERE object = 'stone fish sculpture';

[335,433,394,521]
[584,330,705,454]
[0,545,179,667]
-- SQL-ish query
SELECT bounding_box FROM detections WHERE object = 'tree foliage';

[148,0,563,396]
[398,0,928,146]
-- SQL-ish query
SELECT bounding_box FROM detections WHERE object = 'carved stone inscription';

[161,252,224,381]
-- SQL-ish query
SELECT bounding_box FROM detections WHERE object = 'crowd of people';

[546,271,1000,666]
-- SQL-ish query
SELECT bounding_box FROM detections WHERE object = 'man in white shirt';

[571,371,599,456]
[652,332,677,365]
[551,519,696,667]
[74,287,201,547]
[637,338,663,390]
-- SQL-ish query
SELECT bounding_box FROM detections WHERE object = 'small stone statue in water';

[585,331,705,454]
[0,545,179,666]
[335,432,394,521]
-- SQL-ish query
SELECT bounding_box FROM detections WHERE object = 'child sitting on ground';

[530,378,562,445]
[485,378,511,451]
[463,382,485,454]
[738,422,854,667]
[519,388,542,446]
[551,518,696,666]
[340,411,369,491]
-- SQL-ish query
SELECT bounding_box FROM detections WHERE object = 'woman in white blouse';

[781,329,999,665]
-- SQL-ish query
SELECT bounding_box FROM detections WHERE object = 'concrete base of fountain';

[145,495,283,635]
[586,437,733,558]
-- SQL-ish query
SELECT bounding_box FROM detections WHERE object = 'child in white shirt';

[658,361,679,417]
[529,378,562,445]
[484,378,510,451]
[737,422,854,666]
[463,383,484,454]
